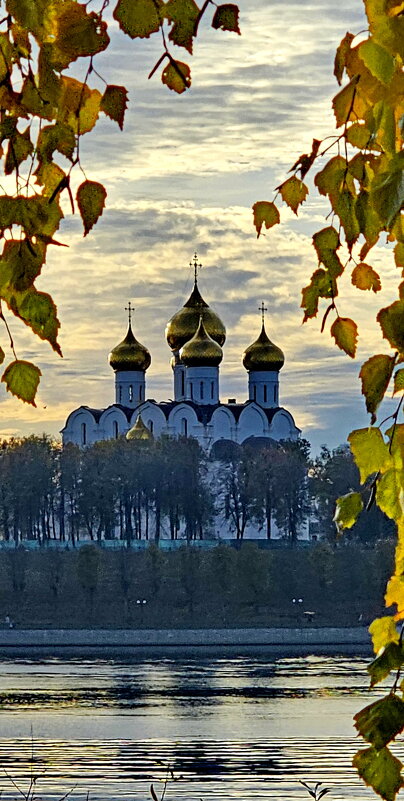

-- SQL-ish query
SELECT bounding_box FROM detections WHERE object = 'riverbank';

[0,626,371,657]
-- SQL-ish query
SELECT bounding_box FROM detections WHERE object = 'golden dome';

[165,282,226,351]
[243,324,285,372]
[126,415,153,441]
[109,325,151,372]
[180,317,223,367]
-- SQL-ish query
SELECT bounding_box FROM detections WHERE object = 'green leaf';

[211,4,240,34]
[352,262,381,292]
[50,2,110,70]
[353,746,403,801]
[76,180,107,237]
[370,616,400,654]
[376,469,404,520]
[301,268,335,321]
[37,123,76,164]
[1,359,41,406]
[252,201,280,237]
[4,128,33,175]
[333,491,363,532]
[278,176,308,215]
[334,189,360,251]
[161,60,191,93]
[312,226,344,278]
[100,85,128,130]
[113,0,163,38]
[3,286,62,355]
[165,0,199,53]
[334,31,354,85]
[355,695,404,750]
[346,122,373,149]
[368,642,403,686]
[348,427,390,483]
[378,299,404,354]
[360,354,395,423]
[358,38,395,85]
[333,76,359,127]
[394,368,404,394]
[330,317,358,358]
[0,347,4,365]
[372,165,404,228]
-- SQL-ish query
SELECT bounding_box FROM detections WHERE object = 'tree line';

[0,434,394,546]
[0,540,394,630]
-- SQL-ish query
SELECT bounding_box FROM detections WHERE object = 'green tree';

[272,439,310,543]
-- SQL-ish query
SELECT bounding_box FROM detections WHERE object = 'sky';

[0,0,400,452]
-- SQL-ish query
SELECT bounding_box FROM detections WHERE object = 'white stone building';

[62,267,300,449]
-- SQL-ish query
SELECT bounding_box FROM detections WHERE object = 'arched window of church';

[274,385,277,402]
[148,420,154,434]
[181,418,188,437]
[81,422,87,446]
[181,371,185,396]
[211,382,214,399]
[264,385,267,403]
[139,385,143,401]
[200,381,204,400]
[190,383,193,399]
[119,386,122,404]
[253,385,256,401]
[113,421,119,439]
[129,385,133,402]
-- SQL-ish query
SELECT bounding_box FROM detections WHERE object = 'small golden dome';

[126,415,153,441]
[180,317,223,367]
[166,282,226,351]
[109,325,151,372]
[243,324,285,372]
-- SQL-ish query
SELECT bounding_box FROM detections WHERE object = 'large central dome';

[166,281,226,352]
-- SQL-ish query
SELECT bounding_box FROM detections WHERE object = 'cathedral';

[62,256,300,449]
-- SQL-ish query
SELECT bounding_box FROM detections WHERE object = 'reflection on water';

[0,655,395,801]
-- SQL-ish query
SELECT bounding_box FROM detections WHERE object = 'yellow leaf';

[360,354,395,423]
[58,77,101,135]
[50,2,110,70]
[376,469,404,520]
[1,359,41,406]
[386,575,404,619]
[330,316,358,358]
[333,491,363,532]
[76,180,107,237]
[278,176,308,215]
[369,616,400,653]
[352,262,382,292]
[161,60,191,93]
[348,427,390,483]
[252,201,280,237]
[333,76,360,127]
[334,31,354,85]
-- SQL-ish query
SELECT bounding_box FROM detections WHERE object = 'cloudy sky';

[0,0,399,451]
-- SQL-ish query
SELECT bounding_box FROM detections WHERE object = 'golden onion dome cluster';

[243,324,285,372]
[165,283,226,352]
[180,317,223,367]
[109,325,151,372]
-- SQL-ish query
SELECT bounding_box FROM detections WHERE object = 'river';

[0,654,393,801]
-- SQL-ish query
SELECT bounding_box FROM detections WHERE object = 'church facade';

[62,260,300,449]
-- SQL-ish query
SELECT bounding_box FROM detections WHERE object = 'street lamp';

[136,598,147,625]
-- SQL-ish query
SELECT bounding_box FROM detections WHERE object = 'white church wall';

[211,407,234,442]
[168,403,202,440]
[270,410,299,441]
[99,407,129,440]
[63,407,100,446]
[237,404,267,443]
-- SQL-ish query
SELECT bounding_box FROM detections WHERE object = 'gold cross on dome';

[190,252,202,283]
[125,301,134,326]
[259,301,268,326]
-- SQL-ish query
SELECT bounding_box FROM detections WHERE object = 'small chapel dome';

[166,282,226,351]
[180,317,223,367]
[126,415,153,441]
[109,324,151,372]
[243,323,285,372]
